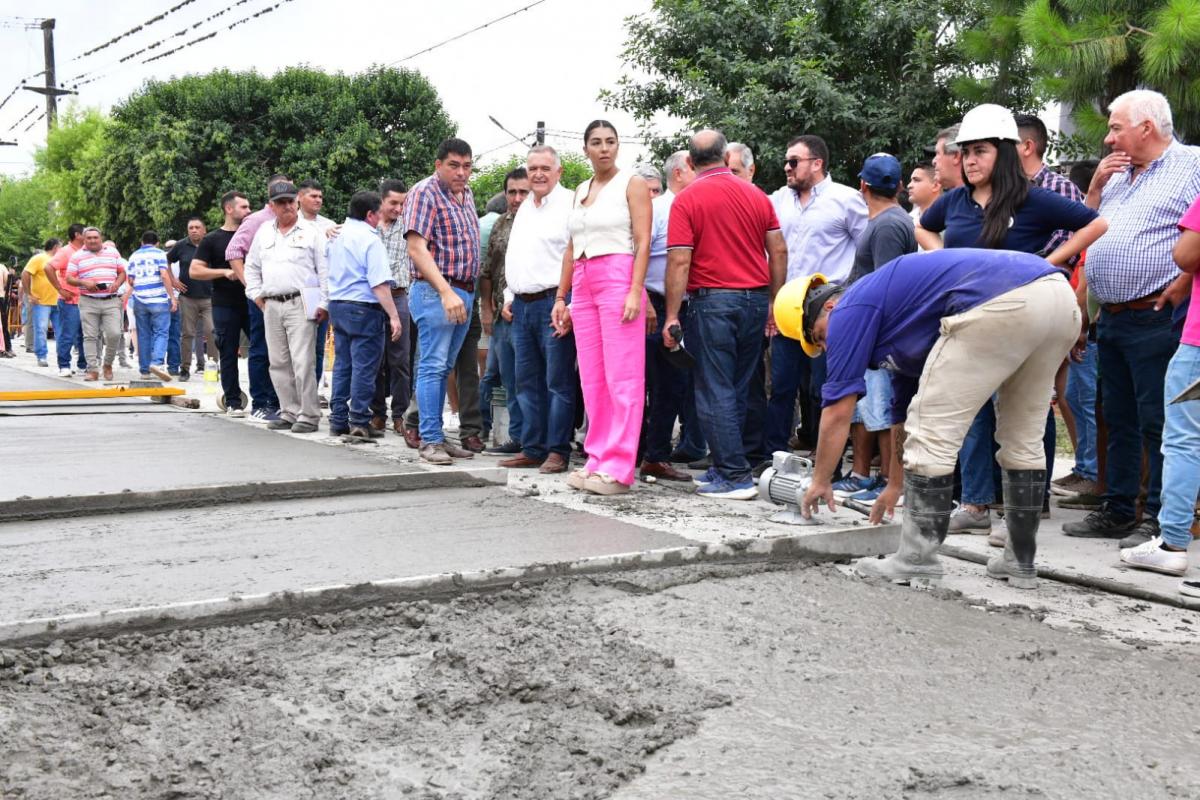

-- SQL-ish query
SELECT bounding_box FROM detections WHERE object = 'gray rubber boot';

[986,469,1044,590]
[855,471,955,586]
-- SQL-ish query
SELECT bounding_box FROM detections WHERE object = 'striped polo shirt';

[67,246,126,298]
[127,245,171,306]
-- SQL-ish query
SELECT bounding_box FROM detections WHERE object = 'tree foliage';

[83,66,456,249]
[0,173,54,268]
[468,152,593,213]
[1019,0,1200,142]
[603,0,1041,189]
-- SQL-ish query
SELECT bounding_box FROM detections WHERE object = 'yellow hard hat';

[774,273,831,357]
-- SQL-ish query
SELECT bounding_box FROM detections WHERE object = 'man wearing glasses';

[767,135,868,458]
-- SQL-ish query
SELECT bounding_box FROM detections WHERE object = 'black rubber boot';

[987,469,1045,589]
[855,471,955,586]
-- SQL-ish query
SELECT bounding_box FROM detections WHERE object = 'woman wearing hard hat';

[913,104,1109,541]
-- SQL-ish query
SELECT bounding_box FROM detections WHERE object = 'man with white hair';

[726,142,756,182]
[636,164,664,198]
[1064,89,1200,545]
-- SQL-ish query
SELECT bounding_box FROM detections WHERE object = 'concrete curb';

[939,544,1200,611]
[0,522,900,646]
[0,467,508,524]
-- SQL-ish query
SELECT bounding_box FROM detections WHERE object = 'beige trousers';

[263,296,319,425]
[903,274,1081,477]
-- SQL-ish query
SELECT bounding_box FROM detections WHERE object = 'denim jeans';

[134,301,171,374]
[677,375,707,457]
[513,294,577,459]
[314,315,331,382]
[212,301,279,412]
[686,288,769,483]
[960,398,1055,505]
[1065,340,1099,482]
[480,317,524,442]
[640,292,688,463]
[167,306,182,373]
[1097,306,1179,518]
[765,335,824,453]
[1159,343,1200,549]
[246,299,280,412]
[329,301,387,430]
[55,301,86,370]
[31,304,52,360]
[409,280,472,444]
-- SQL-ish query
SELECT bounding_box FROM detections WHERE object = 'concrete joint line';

[0,523,900,646]
[0,468,509,524]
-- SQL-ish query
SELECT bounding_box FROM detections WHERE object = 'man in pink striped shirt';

[67,227,127,381]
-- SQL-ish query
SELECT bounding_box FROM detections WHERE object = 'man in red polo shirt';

[663,129,788,499]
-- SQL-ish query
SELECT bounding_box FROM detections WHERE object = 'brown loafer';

[639,460,692,482]
[402,426,421,449]
[370,415,386,432]
[84,371,100,382]
[102,365,114,381]
[499,454,543,469]
[442,441,475,459]
[461,435,485,453]
[539,453,569,474]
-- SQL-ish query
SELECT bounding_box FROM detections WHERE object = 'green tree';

[84,66,456,249]
[468,152,593,214]
[1019,0,1200,142]
[34,107,110,236]
[603,0,1041,190]
[0,173,55,268]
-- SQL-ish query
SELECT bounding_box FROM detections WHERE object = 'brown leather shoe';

[442,441,475,459]
[102,365,113,381]
[370,415,386,432]
[499,454,543,469]
[84,371,100,382]
[461,435,485,453]
[402,426,421,449]
[539,453,569,474]
[640,460,691,482]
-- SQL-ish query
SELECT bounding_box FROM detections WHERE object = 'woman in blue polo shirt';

[916,103,1108,536]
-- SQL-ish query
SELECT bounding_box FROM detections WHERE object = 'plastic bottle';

[203,359,219,394]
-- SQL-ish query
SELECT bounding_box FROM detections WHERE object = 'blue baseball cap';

[858,153,902,191]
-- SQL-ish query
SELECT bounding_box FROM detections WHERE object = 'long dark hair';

[963,138,1029,249]
[583,119,618,142]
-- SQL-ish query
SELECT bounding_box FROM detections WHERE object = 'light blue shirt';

[127,245,170,305]
[771,175,868,283]
[327,218,392,303]
[646,189,674,295]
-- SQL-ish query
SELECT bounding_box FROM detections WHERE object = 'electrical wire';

[389,0,550,65]
[73,0,200,60]
[6,104,37,131]
[22,110,44,133]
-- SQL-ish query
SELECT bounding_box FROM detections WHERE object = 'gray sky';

[0,0,669,178]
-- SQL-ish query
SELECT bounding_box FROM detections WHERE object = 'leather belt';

[692,286,769,296]
[1102,294,1160,314]
[331,299,383,310]
[391,286,407,296]
[264,292,301,302]
[436,277,475,292]
[515,287,557,303]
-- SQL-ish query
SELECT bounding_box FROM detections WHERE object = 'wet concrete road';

[0,487,693,622]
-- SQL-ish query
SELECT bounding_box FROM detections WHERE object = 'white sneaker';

[1181,579,1200,599]
[227,406,246,418]
[58,367,71,377]
[1120,537,1188,577]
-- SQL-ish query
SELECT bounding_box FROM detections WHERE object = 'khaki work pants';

[79,295,123,371]
[903,274,1081,477]
[263,296,319,425]
[180,295,216,369]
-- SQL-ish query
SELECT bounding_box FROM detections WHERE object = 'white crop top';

[568,168,634,260]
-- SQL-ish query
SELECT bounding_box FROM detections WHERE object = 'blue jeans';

[167,307,182,373]
[55,301,86,370]
[765,335,824,453]
[641,292,688,463]
[212,301,279,412]
[246,298,279,412]
[329,301,387,430]
[961,399,1055,505]
[480,317,524,441]
[686,288,769,483]
[1065,340,1099,481]
[409,280,472,444]
[1159,344,1200,549]
[314,316,330,382]
[31,304,52,360]
[134,301,171,373]
[1098,306,1179,518]
[512,294,577,459]
[677,375,707,457]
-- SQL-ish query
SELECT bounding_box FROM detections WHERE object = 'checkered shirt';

[403,174,480,284]
[378,217,411,290]
[1032,165,1085,259]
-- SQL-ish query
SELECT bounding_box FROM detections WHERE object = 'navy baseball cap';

[858,153,902,191]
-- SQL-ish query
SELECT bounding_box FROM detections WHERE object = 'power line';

[6,104,37,131]
[22,110,45,133]
[389,0,551,65]
[73,0,201,60]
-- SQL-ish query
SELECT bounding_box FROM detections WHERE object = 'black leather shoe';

[486,440,522,455]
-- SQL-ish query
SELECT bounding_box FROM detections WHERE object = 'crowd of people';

[5,88,1198,597]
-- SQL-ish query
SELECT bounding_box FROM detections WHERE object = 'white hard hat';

[955,104,1019,144]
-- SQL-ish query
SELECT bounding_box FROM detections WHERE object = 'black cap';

[268,181,298,201]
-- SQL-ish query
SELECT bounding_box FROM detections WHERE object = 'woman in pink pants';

[551,120,653,494]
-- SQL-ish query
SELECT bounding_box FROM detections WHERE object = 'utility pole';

[22,19,75,135]
[536,121,545,146]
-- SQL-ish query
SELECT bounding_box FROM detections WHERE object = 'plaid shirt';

[403,174,480,283]
[1086,140,1200,304]
[378,217,411,290]
[483,211,515,310]
[1032,165,1085,260]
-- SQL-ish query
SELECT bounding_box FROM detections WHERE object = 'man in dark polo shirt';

[168,217,212,380]
[663,129,788,499]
